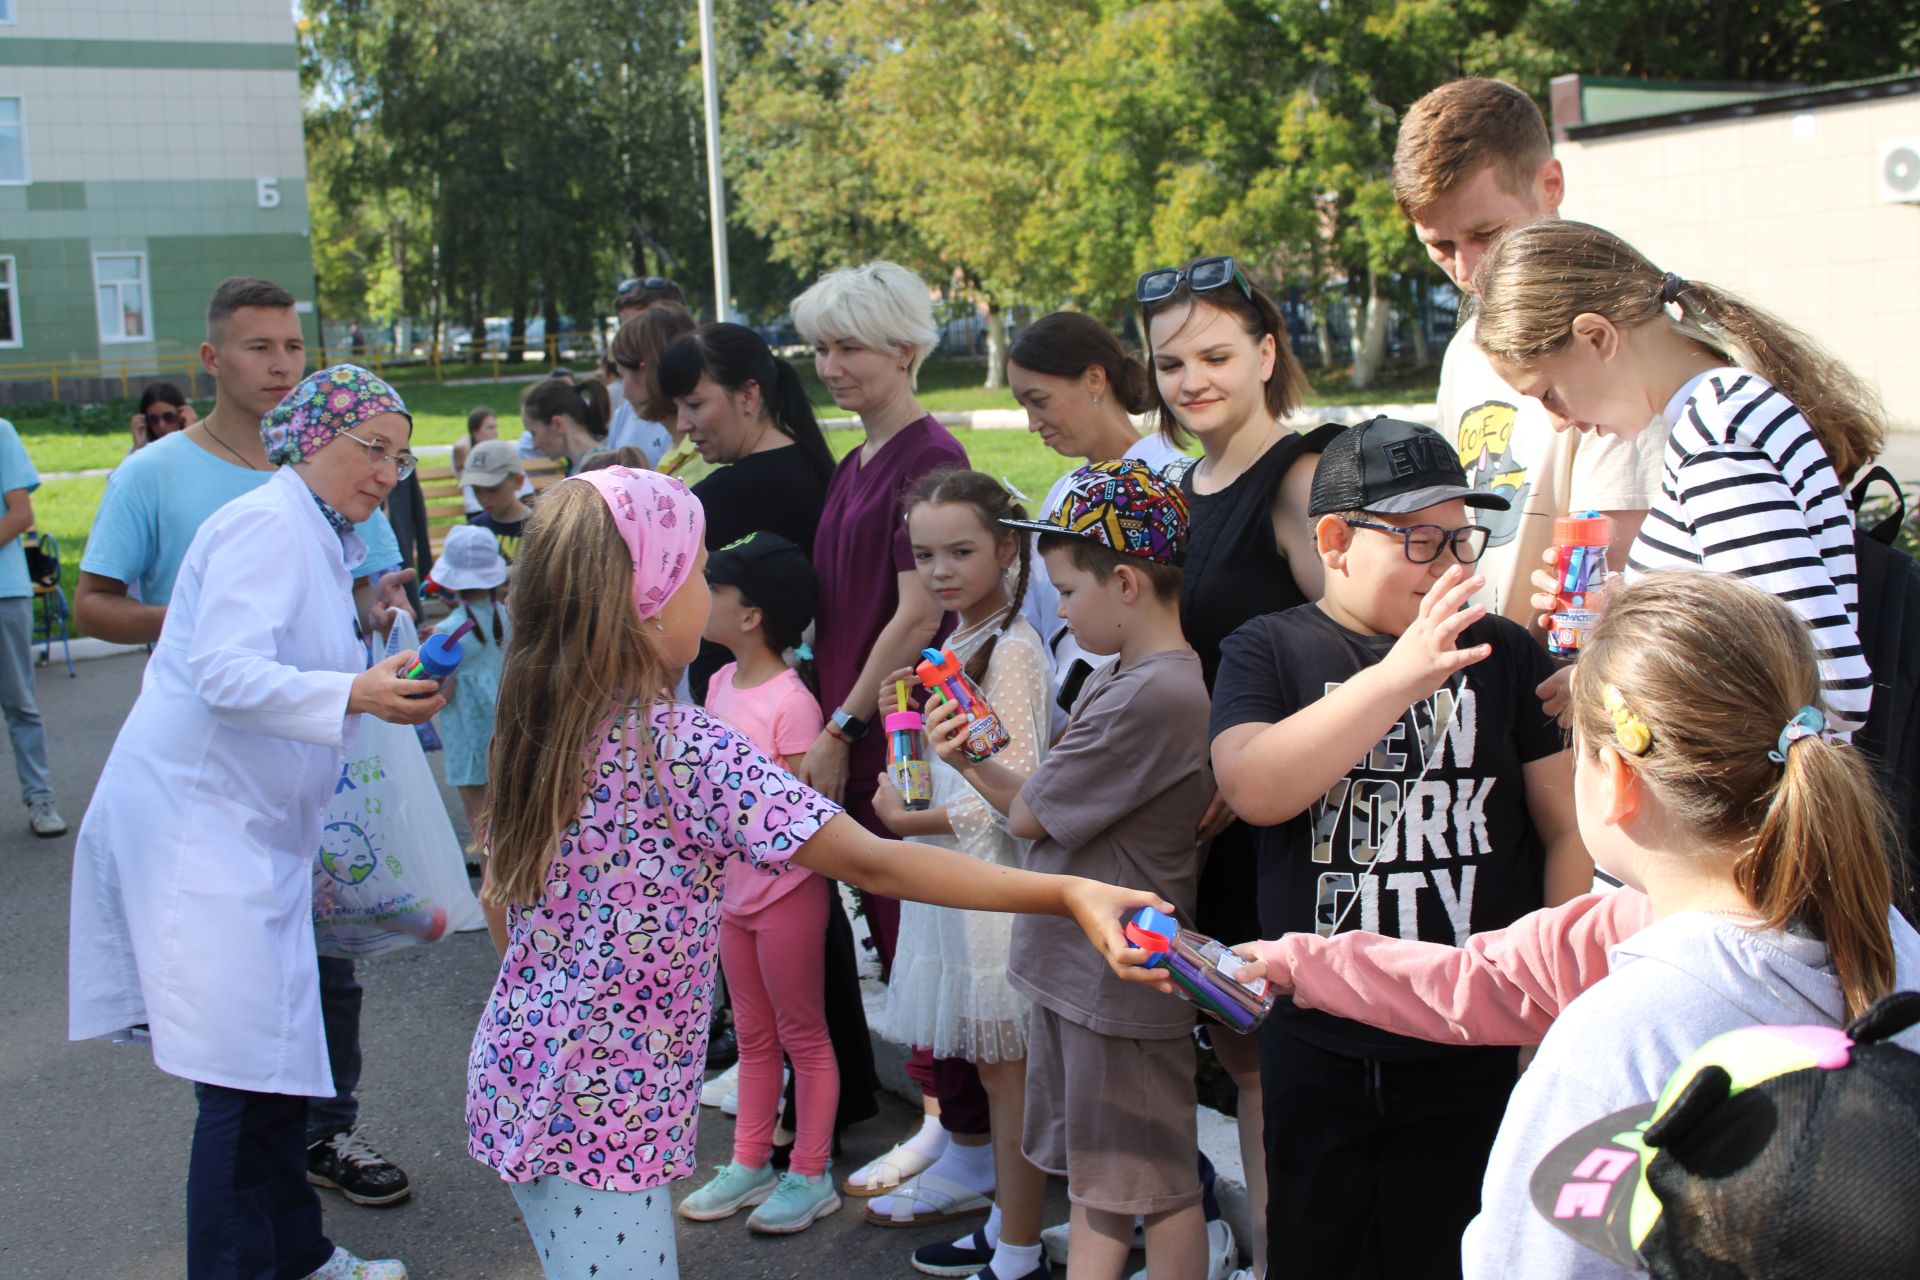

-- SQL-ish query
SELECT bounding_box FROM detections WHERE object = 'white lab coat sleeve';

[183,514,357,747]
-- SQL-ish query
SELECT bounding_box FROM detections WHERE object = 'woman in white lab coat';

[67,365,445,1280]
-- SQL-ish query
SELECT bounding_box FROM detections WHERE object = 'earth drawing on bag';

[318,819,381,886]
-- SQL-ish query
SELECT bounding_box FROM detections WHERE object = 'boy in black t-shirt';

[1209,417,1587,1280]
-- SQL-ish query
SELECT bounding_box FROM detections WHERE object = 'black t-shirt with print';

[1210,602,1564,1060]
[466,510,527,563]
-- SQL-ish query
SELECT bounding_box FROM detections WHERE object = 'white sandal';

[861,1172,994,1228]
[840,1136,942,1198]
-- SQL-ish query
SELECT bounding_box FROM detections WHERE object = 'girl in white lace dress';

[871,470,1052,1273]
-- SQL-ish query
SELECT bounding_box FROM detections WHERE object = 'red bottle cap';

[1553,513,1613,547]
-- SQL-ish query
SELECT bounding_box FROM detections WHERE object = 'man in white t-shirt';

[1394,79,1666,633]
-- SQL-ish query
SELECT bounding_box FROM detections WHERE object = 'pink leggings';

[718,874,840,1176]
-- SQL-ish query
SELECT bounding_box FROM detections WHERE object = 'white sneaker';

[700,1062,739,1109]
[720,1086,740,1116]
[1127,1217,1233,1280]
[302,1246,408,1280]
[1046,1217,1148,1267]
[29,798,67,837]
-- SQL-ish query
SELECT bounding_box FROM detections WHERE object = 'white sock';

[988,1240,1043,1278]
[982,1202,1003,1248]
[926,1137,995,1191]
[900,1112,949,1162]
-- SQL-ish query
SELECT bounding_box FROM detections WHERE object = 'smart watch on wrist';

[829,707,870,743]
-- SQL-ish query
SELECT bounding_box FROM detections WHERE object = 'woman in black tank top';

[1141,256,1333,1273]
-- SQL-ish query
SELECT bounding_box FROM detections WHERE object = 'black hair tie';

[1660,271,1687,305]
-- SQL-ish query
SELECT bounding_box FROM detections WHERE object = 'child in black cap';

[1207,416,1589,1278]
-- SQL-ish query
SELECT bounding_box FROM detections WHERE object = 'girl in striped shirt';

[1468,219,1884,731]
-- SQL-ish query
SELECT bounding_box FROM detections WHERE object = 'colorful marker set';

[1547,511,1614,658]
[915,647,1012,763]
[1124,907,1276,1032]
[886,680,933,810]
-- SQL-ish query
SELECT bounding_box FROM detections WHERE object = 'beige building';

[1550,74,1920,431]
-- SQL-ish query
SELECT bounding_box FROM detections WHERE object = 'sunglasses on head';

[617,276,672,295]
[1137,255,1254,306]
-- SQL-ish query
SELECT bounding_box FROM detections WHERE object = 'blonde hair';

[1570,572,1896,1020]
[480,481,674,908]
[1392,78,1553,218]
[790,261,940,385]
[1474,220,1887,483]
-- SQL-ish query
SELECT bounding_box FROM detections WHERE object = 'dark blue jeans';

[308,956,362,1142]
[188,1084,333,1280]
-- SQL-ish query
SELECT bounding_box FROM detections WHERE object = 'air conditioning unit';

[1882,139,1920,204]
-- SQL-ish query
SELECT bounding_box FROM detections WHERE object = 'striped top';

[1628,368,1869,732]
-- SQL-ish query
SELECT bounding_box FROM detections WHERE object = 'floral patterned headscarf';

[261,364,410,467]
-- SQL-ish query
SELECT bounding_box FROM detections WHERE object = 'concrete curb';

[41,636,146,666]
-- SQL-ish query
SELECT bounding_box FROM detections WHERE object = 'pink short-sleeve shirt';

[466,702,842,1191]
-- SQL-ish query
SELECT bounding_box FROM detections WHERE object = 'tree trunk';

[509,305,529,365]
[982,302,1006,390]
[543,293,561,365]
[1350,272,1390,390]
[1315,307,1335,369]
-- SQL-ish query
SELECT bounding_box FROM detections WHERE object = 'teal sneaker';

[746,1168,842,1234]
[675,1160,777,1222]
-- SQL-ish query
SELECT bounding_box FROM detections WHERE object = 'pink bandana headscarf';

[565,466,706,620]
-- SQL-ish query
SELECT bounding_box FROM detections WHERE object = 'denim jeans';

[307,956,362,1141]
[0,596,52,806]
[188,1083,333,1280]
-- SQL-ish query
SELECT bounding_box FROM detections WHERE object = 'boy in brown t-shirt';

[932,460,1213,1279]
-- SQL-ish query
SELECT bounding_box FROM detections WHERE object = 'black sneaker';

[707,1020,739,1071]
[913,1230,993,1278]
[307,1130,413,1207]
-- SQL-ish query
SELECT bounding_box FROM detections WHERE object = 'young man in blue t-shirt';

[75,276,416,1209]
[0,417,64,836]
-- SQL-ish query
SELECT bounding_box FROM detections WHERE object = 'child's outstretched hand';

[871,770,912,834]
[1062,878,1176,983]
[1379,564,1492,702]
[923,690,971,769]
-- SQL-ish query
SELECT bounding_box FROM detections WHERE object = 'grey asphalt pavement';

[1,652,1069,1278]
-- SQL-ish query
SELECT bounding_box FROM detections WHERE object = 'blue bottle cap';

[1124,906,1179,969]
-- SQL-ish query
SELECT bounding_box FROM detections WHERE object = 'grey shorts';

[1021,1003,1203,1216]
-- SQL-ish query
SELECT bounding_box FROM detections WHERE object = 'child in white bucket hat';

[429,525,511,846]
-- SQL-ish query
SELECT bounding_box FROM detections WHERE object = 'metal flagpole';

[697,0,731,322]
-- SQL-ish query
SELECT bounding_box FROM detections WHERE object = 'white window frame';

[0,257,19,349]
[0,2,15,26]
[93,252,152,345]
[0,96,26,186]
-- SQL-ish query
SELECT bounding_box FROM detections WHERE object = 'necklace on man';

[207,424,265,471]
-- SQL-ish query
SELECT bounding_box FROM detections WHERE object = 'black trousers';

[188,1084,333,1280]
[1261,1025,1517,1280]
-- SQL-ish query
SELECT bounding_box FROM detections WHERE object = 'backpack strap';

[1850,465,1907,547]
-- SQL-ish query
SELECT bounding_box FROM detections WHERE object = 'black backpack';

[1850,466,1920,910]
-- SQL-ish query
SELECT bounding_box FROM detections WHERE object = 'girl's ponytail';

[1743,736,1896,1021]
[1667,278,1886,484]
[1475,221,1887,484]
[575,377,611,442]
[770,357,836,485]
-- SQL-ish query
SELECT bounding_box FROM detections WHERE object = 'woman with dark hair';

[130,382,194,451]
[520,376,610,476]
[1008,312,1188,738]
[1138,256,1339,1278]
[659,323,835,555]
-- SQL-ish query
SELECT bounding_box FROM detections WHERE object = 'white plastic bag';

[311,612,487,957]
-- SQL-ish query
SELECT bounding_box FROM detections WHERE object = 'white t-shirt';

[1437,318,1667,630]
[1021,432,1189,739]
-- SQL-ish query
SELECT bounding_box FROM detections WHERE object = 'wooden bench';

[420,454,568,556]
